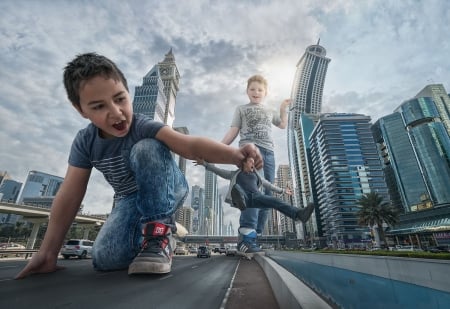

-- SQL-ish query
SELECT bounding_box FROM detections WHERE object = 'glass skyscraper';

[132,49,180,126]
[17,170,64,207]
[287,42,330,210]
[309,113,389,248]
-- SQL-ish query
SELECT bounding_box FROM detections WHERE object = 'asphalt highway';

[0,253,278,309]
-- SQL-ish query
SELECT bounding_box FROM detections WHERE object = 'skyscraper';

[190,185,204,234]
[287,42,331,210]
[17,170,64,207]
[310,113,389,248]
[132,49,180,126]
[414,84,450,136]
[287,42,330,242]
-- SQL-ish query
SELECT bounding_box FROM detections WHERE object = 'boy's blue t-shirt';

[68,113,165,197]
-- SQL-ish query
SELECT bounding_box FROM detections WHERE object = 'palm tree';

[357,192,399,248]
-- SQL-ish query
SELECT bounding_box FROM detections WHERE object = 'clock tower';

[157,48,180,126]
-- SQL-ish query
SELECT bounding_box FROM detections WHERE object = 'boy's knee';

[131,139,169,162]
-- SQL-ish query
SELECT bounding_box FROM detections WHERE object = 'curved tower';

[287,42,331,209]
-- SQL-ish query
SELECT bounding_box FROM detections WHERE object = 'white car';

[60,239,94,259]
[226,246,238,256]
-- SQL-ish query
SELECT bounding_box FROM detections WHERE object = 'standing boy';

[221,75,291,254]
[16,52,262,279]
[195,157,315,257]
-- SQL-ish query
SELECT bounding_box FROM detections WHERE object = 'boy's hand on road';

[15,251,64,279]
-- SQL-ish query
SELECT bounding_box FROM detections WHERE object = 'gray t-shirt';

[230,103,281,151]
[68,113,165,197]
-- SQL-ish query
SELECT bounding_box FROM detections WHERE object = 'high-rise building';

[0,178,22,203]
[203,170,218,235]
[414,84,450,136]
[133,49,180,126]
[175,206,193,234]
[190,185,204,235]
[309,113,389,248]
[287,42,331,212]
[17,170,64,207]
[372,93,450,242]
[271,165,294,236]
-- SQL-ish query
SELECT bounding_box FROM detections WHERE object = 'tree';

[357,192,399,248]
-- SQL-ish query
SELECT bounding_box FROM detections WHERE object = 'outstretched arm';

[221,127,239,145]
[278,99,291,129]
[157,126,262,169]
[194,160,235,180]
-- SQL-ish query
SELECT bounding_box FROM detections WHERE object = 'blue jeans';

[239,146,275,234]
[236,184,298,220]
[92,139,188,271]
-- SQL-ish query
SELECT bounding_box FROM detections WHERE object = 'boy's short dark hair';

[63,52,129,108]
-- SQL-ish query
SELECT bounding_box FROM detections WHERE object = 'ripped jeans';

[92,139,188,271]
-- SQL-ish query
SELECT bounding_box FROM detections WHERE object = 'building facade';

[310,113,389,248]
[287,41,331,239]
[287,42,330,214]
[372,93,450,245]
[17,170,64,207]
[132,49,180,126]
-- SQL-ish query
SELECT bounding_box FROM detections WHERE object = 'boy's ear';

[73,103,89,119]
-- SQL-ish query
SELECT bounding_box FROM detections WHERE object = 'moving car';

[60,239,94,259]
[0,242,26,257]
[175,246,188,255]
[197,245,211,258]
[226,246,237,256]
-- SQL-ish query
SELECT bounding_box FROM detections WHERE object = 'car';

[219,247,226,254]
[427,245,450,253]
[0,242,26,257]
[213,247,220,253]
[197,246,211,258]
[188,247,198,254]
[60,239,94,259]
[226,246,237,256]
[394,245,423,252]
[175,246,188,255]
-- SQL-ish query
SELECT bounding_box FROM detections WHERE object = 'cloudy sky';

[1,0,449,230]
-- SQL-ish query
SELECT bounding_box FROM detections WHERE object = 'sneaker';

[231,184,247,210]
[237,228,262,255]
[296,202,315,223]
[128,222,175,275]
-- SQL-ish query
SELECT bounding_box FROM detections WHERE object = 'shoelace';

[143,236,167,254]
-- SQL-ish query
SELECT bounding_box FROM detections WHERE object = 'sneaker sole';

[128,260,172,275]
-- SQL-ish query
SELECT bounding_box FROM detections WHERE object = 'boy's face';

[247,81,267,104]
[76,76,133,139]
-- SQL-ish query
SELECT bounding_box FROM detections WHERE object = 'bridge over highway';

[0,201,106,249]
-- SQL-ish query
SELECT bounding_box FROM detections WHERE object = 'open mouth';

[112,120,126,131]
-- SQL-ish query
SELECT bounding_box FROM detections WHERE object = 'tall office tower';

[270,165,294,236]
[0,178,23,225]
[0,179,22,203]
[214,196,224,236]
[190,185,204,234]
[175,206,193,234]
[158,49,180,126]
[0,171,10,184]
[414,84,450,136]
[287,42,330,213]
[17,170,64,207]
[225,221,235,236]
[133,49,180,126]
[310,113,389,249]
[133,62,167,123]
[372,96,450,239]
[204,170,218,235]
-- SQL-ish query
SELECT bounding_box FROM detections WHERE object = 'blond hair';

[247,75,268,90]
